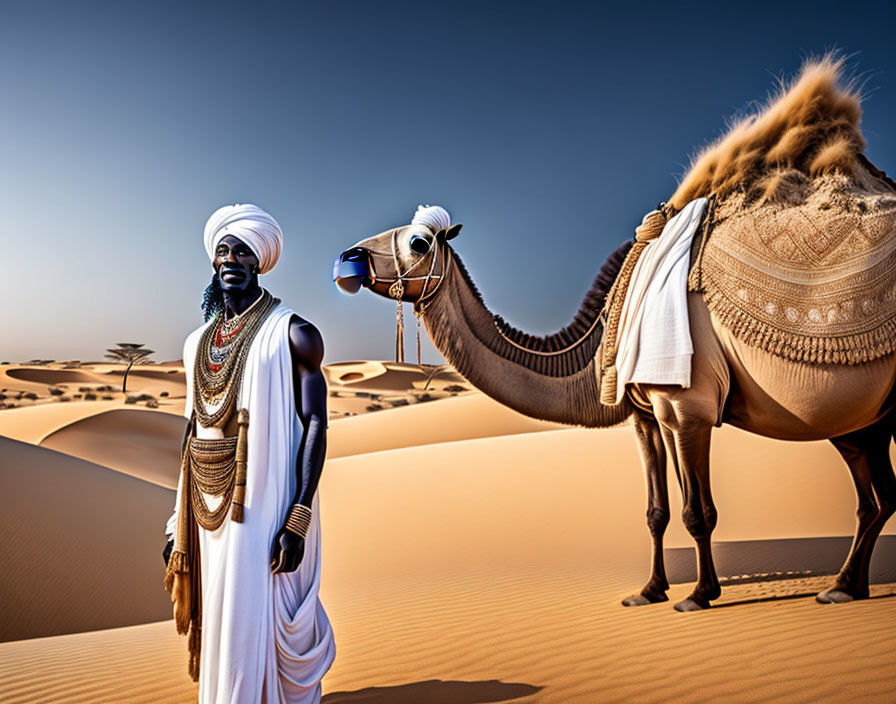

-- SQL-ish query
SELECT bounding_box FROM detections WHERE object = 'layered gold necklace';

[193,289,279,428]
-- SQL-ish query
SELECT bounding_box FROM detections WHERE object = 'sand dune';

[321,426,895,586]
[328,393,566,459]
[0,436,174,643]
[1,365,186,398]
[0,622,197,703]
[40,409,185,489]
[3,417,895,702]
[325,361,468,394]
[2,361,895,702]
[0,401,128,444]
[325,361,476,419]
[324,361,390,386]
[101,368,187,397]
[0,360,471,432]
[4,368,102,386]
[314,426,896,703]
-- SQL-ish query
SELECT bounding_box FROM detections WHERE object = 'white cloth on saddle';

[612,197,708,404]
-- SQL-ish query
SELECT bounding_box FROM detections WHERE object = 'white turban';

[411,205,451,232]
[204,204,283,275]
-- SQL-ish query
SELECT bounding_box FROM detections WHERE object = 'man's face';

[213,235,260,292]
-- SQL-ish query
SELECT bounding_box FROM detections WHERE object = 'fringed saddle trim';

[698,286,896,364]
[231,408,249,523]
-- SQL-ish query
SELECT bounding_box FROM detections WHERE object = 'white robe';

[171,303,335,703]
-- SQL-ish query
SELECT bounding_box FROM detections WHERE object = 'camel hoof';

[816,589,855,604]
[674,597,710,612]
[622,590,668,607]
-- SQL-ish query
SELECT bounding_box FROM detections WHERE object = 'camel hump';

[670,55,877,211]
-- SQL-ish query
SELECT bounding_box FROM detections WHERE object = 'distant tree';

[421,363,452,392]
[105,343,154,393]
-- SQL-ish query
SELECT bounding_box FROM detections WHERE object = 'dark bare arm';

[270,316,328,574]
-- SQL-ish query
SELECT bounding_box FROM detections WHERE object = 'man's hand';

[270,528,305,574]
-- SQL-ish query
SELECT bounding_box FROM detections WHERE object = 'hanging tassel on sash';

[165,414,203,682]
[231,408,249,523]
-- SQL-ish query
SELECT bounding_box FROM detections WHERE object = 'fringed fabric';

[690,169,896,365]
[165,414,203,682]
[697,288,896,364]
[597,207,669,404]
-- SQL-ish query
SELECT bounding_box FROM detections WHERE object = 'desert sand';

[1,361,894,703]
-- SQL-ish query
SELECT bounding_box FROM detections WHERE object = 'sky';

[2,0,896,364]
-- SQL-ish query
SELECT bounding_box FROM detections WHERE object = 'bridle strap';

[372,227,600,359]
[494,308,606,357]
[376,227,449,363]
[364,228,448,296]
[418,237,601,359]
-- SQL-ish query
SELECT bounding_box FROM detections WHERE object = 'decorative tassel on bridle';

[389,280,405,363]
[415,310,422,367]
[371,205,453,364]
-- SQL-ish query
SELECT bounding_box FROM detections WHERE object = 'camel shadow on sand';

[665,536,896,584]
[323,679,542,703]
[664,535,896,608]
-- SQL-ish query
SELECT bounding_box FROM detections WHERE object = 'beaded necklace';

[193,289,279,428]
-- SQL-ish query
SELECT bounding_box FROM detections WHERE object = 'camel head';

[333,205,462,304]
[333,202,635,428]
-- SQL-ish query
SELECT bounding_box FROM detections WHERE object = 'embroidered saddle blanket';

[689,171,896,364]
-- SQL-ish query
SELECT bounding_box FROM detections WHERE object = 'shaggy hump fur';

[669,55,864,210]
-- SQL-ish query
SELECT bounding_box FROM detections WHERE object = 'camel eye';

[409,234,432,255]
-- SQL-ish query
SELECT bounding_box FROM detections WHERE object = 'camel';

[334,57,896,611]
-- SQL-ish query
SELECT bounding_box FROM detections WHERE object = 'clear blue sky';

[2,1,895,363]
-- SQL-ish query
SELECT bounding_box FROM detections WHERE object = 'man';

[164,204,335,703]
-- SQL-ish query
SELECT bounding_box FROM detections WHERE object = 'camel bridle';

[366,226,605,363]
[363,227,452,363]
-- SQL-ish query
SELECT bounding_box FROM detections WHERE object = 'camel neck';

[420,250,631,428]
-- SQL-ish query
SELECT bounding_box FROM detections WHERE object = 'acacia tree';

[105,343,154,394]
[421,363,452,391]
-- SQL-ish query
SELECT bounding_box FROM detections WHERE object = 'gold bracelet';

[284,504,312,539]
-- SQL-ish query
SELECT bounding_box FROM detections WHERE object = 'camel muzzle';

[333,247,373,294]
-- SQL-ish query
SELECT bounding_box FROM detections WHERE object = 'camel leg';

[622,411,670,606]
[653,408,718,612]
[818,420,896,603]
